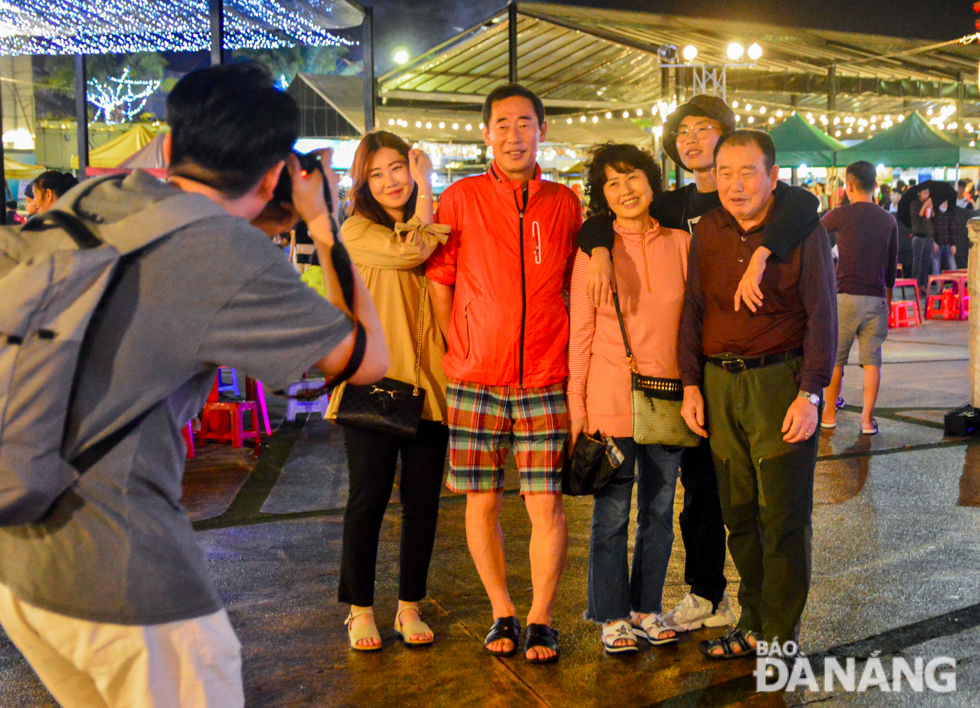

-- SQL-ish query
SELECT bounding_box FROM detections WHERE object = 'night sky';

[362,0,976,72]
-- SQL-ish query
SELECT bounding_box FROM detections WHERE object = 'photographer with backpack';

[0,63,387,708]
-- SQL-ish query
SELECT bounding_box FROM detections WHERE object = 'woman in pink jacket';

[568,143,691,654]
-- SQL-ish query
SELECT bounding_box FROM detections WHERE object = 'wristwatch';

[797,390,821,406]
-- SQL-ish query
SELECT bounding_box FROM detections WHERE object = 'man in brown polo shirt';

[679,130,836,661]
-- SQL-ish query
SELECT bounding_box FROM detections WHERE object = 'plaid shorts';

[446,380,567,495]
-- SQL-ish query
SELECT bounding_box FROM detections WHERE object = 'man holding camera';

[0,64,387,707]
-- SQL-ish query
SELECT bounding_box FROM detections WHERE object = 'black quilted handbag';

[613,292,700,448]
[334,280,428,440]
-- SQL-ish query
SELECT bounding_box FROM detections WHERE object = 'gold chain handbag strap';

[413,277,427,396]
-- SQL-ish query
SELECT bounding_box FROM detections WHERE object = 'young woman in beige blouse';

[336,131,450,651]
[568,143,691,654]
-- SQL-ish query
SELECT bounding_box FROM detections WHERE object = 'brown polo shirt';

[679,205,837,394]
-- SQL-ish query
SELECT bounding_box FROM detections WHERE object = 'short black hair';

[714,130,776,172]
[166,62,299,198]
[32,170,78,198]
[482,83,545,129]
[585,142,662,216]
[959,179,973,189]
[845,161,876,193]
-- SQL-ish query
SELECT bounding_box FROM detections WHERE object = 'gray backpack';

[0,174,225,526]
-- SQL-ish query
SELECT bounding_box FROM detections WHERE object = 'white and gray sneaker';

[663,592,735,632]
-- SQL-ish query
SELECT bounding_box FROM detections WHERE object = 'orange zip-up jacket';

[427,163,582,388]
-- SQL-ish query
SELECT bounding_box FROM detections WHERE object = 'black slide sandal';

[484,616,521,657]
[524,623,560,664]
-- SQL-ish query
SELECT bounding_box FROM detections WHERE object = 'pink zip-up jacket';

[568,220,691,437]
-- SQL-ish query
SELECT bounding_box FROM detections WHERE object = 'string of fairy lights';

[381,96,980,147]
[0,0,355,55]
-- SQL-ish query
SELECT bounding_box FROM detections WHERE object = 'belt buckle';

[722,358,747,373]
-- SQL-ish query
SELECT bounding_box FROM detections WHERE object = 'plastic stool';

[217,366,240,397]
[286,380,330,421]
[200,400,262,451]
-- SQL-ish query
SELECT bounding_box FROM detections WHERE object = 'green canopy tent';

[836,112,980,167]
[769,113,847,168]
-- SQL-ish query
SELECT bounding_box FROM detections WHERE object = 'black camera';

[272,149,325,206]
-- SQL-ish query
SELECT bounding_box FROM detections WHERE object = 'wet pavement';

[3,319,980,707]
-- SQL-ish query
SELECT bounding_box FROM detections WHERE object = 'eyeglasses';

[676,126,717,141]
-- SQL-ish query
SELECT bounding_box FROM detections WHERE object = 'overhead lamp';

[605,112,612,119]
[745,103,752,111]
[592,115,599,123]
[682,44,698,62]
[768,117,775,124]
[580,115,587,122]
[727,42,744,61]
[732,100,739,108]
[760,106,766,114]
[623,111,630,118]
[747,43,763,61]
[393,47,410,65]
[387,119,394,126]
[465,124,472,131]
[425,122,432,129]
[636,108,643,116]
[747,116,755,123]
[438,122,445,129]
[567,117,573,124]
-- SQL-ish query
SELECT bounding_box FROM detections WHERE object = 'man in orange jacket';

[428,84,581,664]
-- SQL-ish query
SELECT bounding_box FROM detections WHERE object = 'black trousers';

[678,439,729,606]
[337,420,449,606]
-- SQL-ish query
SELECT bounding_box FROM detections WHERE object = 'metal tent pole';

[362,6,375,133]
[75,54,88,181]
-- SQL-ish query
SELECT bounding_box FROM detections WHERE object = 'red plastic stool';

[888,300,920,328]
[199,375,262,453]
[200,400,262,452]
[927,290,960,320]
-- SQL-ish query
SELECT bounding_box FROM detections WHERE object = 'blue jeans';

[911,236,934,293]
[932,244,956,275]
[585,439,682,623]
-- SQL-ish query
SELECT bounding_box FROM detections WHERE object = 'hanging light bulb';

[747,42,763,61]
[727,42,744,61]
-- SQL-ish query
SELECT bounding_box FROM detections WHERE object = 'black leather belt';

[707,347,804,374]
